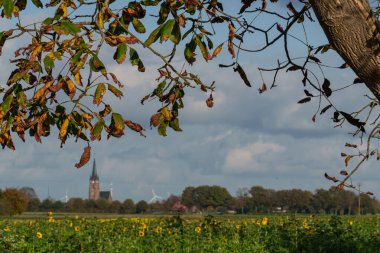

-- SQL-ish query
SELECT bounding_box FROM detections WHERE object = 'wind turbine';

[60,190,69,203]
[149,189,163,203]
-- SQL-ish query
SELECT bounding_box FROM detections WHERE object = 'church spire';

[90,159,99,181]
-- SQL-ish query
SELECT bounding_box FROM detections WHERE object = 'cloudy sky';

[0,1,379,202]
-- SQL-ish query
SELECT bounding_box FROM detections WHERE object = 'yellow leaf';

[60,3,68,18]
[161,107,172,121]
[74,72,82,86]
[59,118,69,141]
[96,11,104,29]
[212,43,223,58]
[66,78,76,99]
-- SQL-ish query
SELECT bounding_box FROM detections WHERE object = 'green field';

[1,213,380,252]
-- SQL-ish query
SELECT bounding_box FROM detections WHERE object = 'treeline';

[1,185,380,215]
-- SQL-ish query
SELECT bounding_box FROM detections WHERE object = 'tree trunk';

[309,0,380,100]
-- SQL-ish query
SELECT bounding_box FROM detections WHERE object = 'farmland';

[1,213,380,252]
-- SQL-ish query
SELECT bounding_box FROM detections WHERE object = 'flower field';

[1,214,380,252]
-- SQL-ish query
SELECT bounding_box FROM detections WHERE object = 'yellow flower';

[48,217,55,223]
[155,226,162,233]
[256,219,261,225]
[195,227,201,233]
[138,230,145,237]
[349,220,353,226]
[69,222,73,227]
[47,211,53,216]
[75,226,80,232]
[75,215,79,220]
[36,232,43,239]
[261,217,268,226]
[235,224,241,231]
[3,226,10,232]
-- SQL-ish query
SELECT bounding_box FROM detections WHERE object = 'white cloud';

[223,139,286,173]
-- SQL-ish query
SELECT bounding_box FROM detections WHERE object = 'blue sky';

[0,1,378,202]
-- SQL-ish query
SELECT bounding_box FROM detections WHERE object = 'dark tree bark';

[310,0,380,100]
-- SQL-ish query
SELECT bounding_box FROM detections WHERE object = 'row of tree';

[1,185,379,215]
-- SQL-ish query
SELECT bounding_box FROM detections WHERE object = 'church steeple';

[89,159,100,200]
[90,159,99,181]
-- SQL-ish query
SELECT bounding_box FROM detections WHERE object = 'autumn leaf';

[322,78,332,97]
[234,64,251,87]
[345,155,353,167]
[324,173,339,183]
[297,97,311,104]
[150,113,161,128]
[212,43,223,58]
[125,119,146,137]
[206,94,214,108]
[259,83,267,94]
[59,118,69,141]
[340,170,348,176]
[75,145,91,169]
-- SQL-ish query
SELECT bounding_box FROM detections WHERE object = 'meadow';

[1,213,380,253]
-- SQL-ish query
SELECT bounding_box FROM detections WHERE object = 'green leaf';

[160,19,175,42]
[158,2,169,24]
[43,17,54,25]
[31,0,43,8]
[1,94,13,114]
[169,118,182,131]
[153,80,166,97]
[144,23,164,47]
[43,55,55,72]
[184,39,197,64]
[108,83,123,98]
[111,113,124,130]
[170,21,181,44]
[113,43,127,64]
[132,17,146,33]
[89,55,106,75]
[93,83,106,105]
[53,20,80,35]
[129,48,144,71]
[91,121,104,141]
[195,35,210,61]
[3,0,14,18]
[158,121,168,136]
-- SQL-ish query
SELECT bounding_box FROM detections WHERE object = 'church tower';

[89,159,100,200]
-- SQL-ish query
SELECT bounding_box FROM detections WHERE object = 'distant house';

[172,201,187,212]
[88,159,112,202]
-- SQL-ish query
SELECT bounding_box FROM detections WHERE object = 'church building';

[88,159,112,202]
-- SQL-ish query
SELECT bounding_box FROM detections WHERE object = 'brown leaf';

[141,94,150,105]
[276,23,284,33]
[324,172,339,183]
[75,145,91,169]
[234,64,251,87]
[320,104,332,115]
[286,2,298,15]
[340,170,348,176]
[259,83,267,93]
[345,143,357,148]
[206,94,214,108]
[341,153,347,157]
[338,183,344,190]
[150,113,161,128]
[322,78,332,97]
[297,97,311,104]
[125,119,146,137]
[345,155,353,167]
[212,43,223,58]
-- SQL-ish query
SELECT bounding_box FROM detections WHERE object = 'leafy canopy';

[0,0,379,192]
